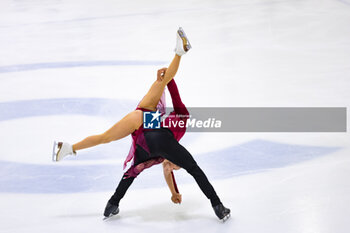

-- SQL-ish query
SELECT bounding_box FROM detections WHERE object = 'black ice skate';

[103,201,119,220]
[213,203,231,222]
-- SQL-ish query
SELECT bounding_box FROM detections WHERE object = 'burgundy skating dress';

[123,79,189,180]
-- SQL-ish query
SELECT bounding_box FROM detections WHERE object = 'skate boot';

[174,27,192,56]
[52,141,76,162]
[213,203,231,222]
[103,201,119,220]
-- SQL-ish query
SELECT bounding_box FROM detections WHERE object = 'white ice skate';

[174,27,192,56]
[52,141,76,162]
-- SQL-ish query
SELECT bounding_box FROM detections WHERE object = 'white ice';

[0,0,350,232]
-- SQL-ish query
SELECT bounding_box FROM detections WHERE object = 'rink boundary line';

[0,98,135,122]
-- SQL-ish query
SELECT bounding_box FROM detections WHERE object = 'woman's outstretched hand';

[171,193,182,204]
[157,67,168,81]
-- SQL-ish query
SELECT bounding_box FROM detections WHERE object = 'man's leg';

[108,174,135,206]
[104,171,135,218]
[164,140,222,207]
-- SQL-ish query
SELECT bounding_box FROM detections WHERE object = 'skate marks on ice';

[100,200,234,233]
[0,139,339,193]
[102,200,214,223]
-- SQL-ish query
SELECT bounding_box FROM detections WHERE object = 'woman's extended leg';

[72,110,142,151]
[138,54,181,111]
[138,25,192,111]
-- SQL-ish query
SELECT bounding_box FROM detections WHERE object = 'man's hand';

[171,193,182,204]
[157,67,168,81]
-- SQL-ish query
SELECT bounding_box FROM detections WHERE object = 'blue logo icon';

[143,110,161,129]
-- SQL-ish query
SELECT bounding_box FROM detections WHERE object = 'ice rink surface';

[0,0,350,232]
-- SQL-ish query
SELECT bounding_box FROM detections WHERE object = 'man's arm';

[163,160,182,204]
[167,79,189,116]
[158,68,189,116]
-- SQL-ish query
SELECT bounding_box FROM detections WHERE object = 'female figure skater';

[53,28,230,221]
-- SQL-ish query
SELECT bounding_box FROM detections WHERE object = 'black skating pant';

[109,128,221,207]
[108,144,153,206]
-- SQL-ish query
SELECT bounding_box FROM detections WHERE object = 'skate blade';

[52,141,63,162]
[103,208,119,221]
[52,141,58,162]
[103,216,111,221]
[177,27,192,51]
[103,213,117,221]
[221,213,231,223]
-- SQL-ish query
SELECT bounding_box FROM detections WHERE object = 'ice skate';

[213,203,231,222]
[174,27,192,56]
[52,141,76,162]
[103,201,119,220]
